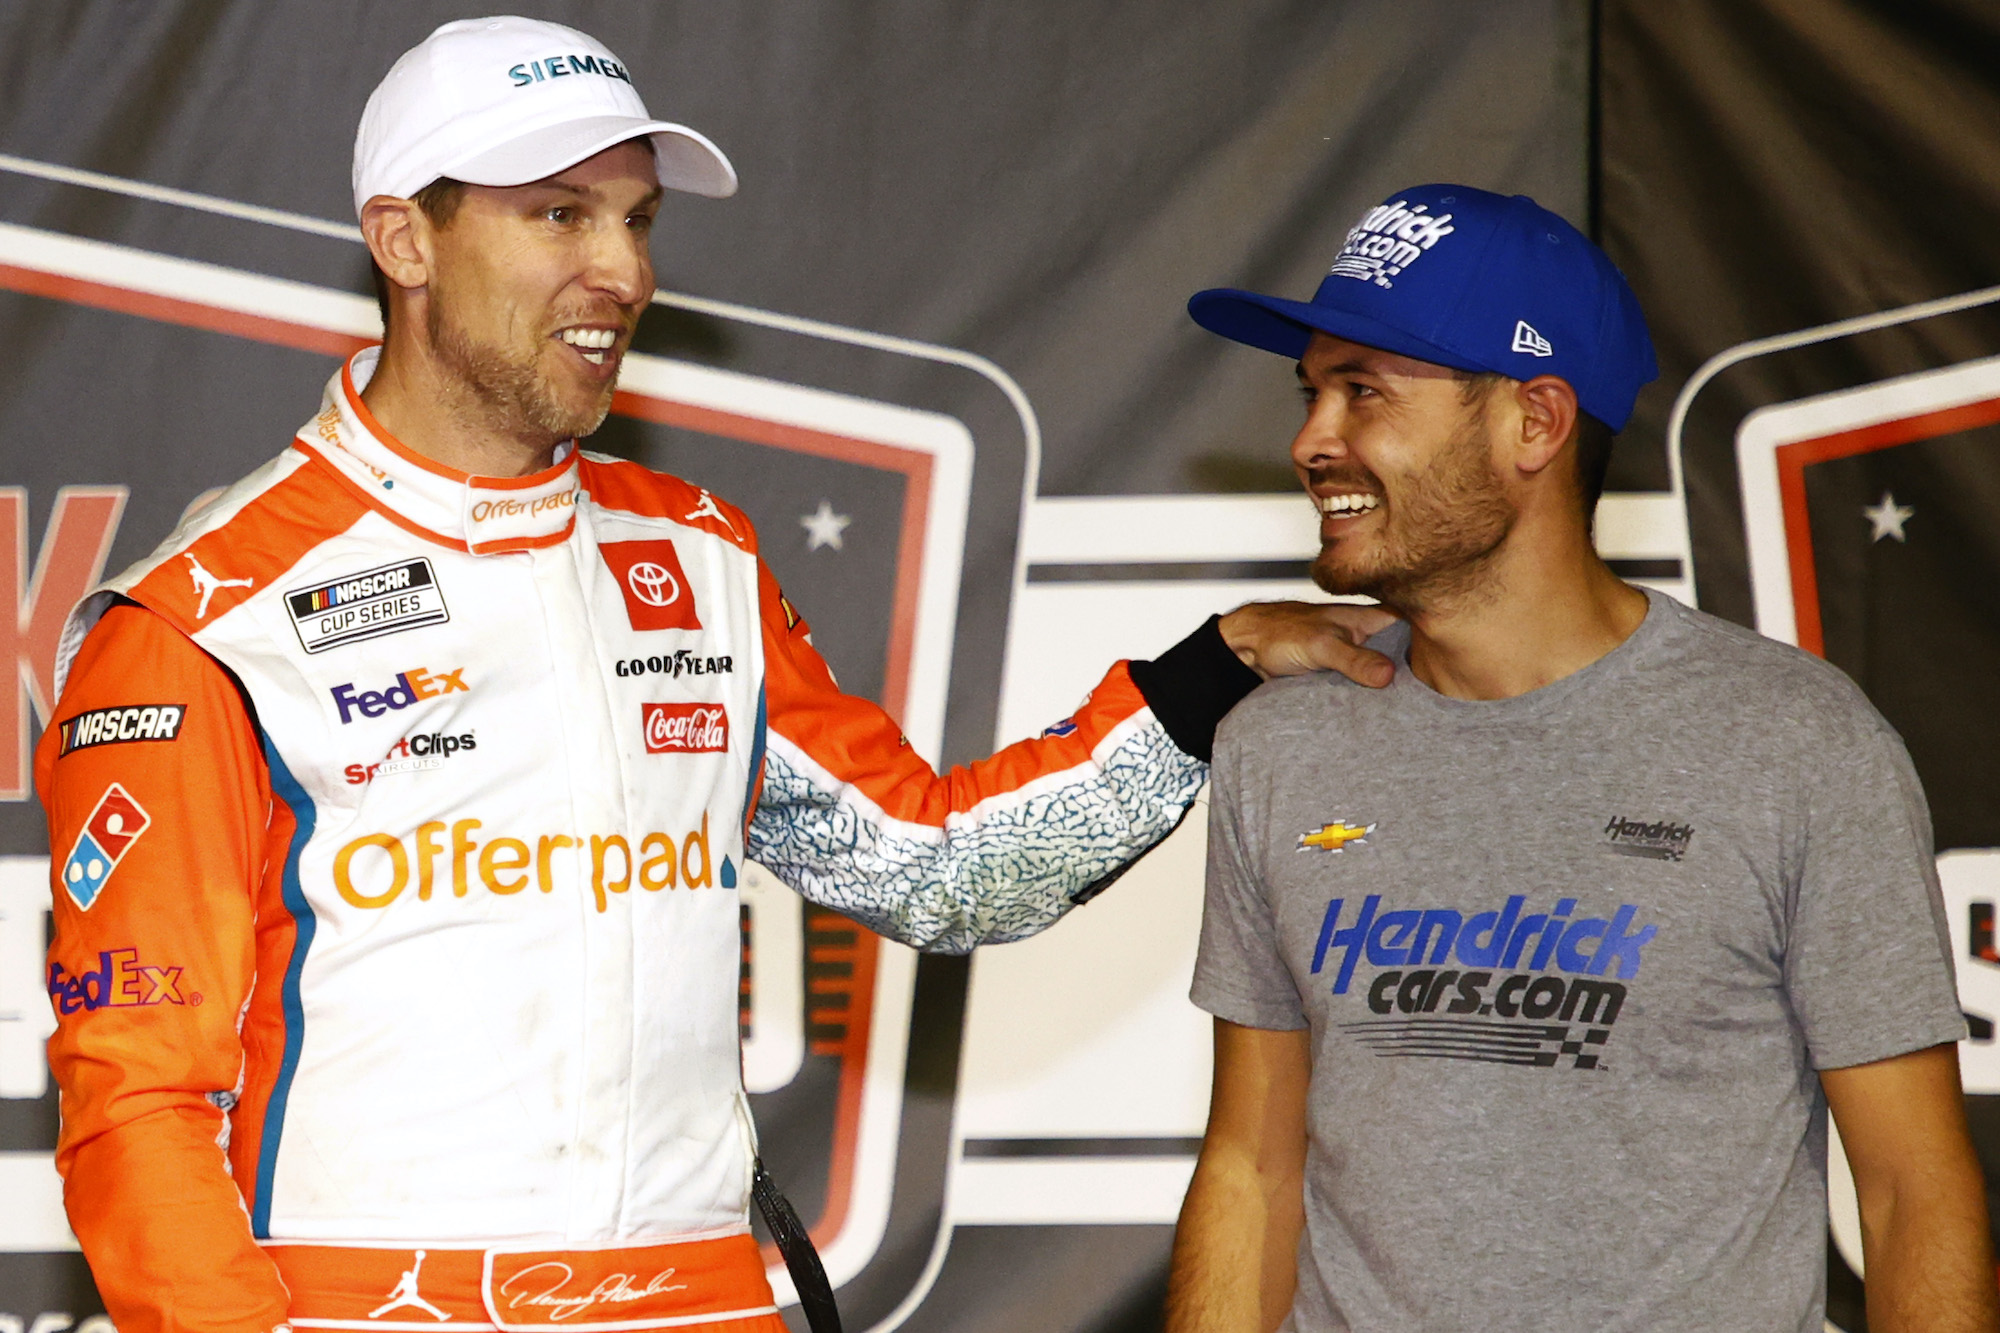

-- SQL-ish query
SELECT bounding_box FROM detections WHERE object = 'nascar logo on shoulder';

[58,703,186,755]
[62,783,152,910]
[286,557,450,654]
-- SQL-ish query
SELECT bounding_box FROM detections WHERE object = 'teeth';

[1319,493,1381,516]
[559,328,618,350]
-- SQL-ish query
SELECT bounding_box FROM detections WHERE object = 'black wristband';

[1126,614,1261,763]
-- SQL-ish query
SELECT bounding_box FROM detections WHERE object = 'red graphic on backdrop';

[598,540,702,632]
[642,702,729,754]
[2,487,128,799]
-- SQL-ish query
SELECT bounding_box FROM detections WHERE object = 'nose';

[585,218,652,308]
[1291,397,1349,474]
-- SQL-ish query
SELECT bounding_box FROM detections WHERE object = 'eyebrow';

[530,180,666,210]
[1297,358,1375,381]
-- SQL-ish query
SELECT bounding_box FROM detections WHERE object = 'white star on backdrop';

[1862,491,1914,543]
[801,499,851,551]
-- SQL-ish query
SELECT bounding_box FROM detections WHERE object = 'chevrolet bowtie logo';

[1298,821,1375,853]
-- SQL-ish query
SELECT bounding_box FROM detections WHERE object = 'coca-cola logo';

[642,702,729,754]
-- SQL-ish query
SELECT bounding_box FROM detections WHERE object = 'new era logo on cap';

[1512,321,1554,357]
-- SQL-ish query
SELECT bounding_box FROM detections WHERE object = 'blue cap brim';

[1187,288,1490,379]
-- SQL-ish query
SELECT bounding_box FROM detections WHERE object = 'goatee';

[428,301,615,445]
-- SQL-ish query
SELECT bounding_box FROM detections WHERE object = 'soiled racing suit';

[38,348,1254,1333]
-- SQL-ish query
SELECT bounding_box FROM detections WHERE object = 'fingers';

[1311,635,1395,688]
[1314,602,1397,644]
[1216,601,1399,687]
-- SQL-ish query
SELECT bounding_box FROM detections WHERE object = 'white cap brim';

[443,114,738,198]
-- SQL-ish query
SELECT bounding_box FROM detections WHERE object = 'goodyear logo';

[48,948,192,1015]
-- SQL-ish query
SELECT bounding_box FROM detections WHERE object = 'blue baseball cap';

[1187,185,1657,431]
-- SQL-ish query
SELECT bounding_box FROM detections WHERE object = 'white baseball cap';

[352,16,737,217]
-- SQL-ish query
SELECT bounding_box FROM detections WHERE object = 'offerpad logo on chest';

[600,540,701,632]
[644,702,728,754]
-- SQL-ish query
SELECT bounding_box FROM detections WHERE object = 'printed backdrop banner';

[0,4,1589,1329]
[1600,2,2000,1328]
[2,1,1995,1331]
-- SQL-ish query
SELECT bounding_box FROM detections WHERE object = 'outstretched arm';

[747,562,1388,951]
[1166,1020,1311,1333]
[1822,1042,2000,1333]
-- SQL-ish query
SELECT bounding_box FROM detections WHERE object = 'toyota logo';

[627,562,681,608]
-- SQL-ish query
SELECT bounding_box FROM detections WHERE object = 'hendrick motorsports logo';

[1602,815,1694,861]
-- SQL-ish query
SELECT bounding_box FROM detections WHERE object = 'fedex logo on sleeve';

[331,666,469,723]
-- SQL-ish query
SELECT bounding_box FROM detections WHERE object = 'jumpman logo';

[185,553,253,620]
[684,488,736,535]
[369,1249,451,1321]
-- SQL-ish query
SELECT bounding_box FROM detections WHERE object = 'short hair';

[369,177,469,329]
[1452,368,1616,521]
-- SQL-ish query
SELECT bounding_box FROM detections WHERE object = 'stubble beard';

[427,298,617,446]
[1310,411,1517,616]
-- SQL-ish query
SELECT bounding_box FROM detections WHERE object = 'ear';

[1508,375,1580,478]
[360,195,432,297]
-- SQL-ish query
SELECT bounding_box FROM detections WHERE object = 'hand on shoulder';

[1219,601,1398,687]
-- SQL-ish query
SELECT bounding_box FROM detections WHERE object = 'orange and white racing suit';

[37,348,1247,1333]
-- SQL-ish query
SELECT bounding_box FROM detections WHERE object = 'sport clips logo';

[1314,893,1659,1071]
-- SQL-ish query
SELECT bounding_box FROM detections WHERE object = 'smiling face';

[1292,331,1516,611]
[420,139,663,446]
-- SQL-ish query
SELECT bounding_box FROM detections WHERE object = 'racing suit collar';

[299,347,581,554]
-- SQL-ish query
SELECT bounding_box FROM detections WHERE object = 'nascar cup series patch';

[285,557,450,654]
[61,783,152,910]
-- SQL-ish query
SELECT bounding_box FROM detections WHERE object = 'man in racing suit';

[37,17,1393,1333]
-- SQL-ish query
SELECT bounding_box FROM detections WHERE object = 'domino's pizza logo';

[61,783,151,910]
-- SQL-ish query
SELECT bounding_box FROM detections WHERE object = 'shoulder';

[575,452,757,553]
[1643,596,1895,746]
[1215,671,1365,762]
[86,448,353,643]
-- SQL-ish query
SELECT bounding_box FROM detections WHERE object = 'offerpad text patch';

[644,703,729,754]
[286,557,449,653]
[600,540,702,631]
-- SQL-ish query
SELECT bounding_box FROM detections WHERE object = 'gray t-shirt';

[1193,590,1964,1333]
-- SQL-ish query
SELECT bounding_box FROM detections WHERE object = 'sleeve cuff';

[1126,615,1261,763]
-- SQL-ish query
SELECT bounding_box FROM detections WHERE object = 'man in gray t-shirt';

[1168,185,1997,1333]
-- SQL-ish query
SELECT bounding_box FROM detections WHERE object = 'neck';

[359,321,560,479]
[1397,513,1650,701]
